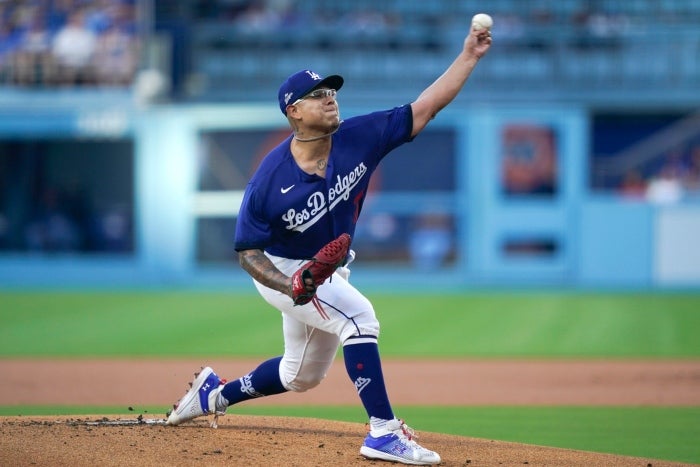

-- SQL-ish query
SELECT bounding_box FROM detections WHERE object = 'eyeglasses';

[292,88,337,105]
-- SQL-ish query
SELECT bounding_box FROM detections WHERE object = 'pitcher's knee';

[361,318,380,337]
[284,373,325,392]
[280,359,330,393]
[340,316,380,342]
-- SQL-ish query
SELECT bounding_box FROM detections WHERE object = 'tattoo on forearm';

[238,249,291,296]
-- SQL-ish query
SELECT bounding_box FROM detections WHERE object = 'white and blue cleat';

[166,366,226,428]
[360,418,441,465]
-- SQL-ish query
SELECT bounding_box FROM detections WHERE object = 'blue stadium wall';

[0,98,699,290]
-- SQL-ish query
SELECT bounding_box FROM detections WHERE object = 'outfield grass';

[1,290,699,357]
[1,290,699,463]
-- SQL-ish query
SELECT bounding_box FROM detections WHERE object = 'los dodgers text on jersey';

[283,162,368,233]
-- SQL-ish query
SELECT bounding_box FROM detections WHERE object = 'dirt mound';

[2,359,699,465]
[0,415,690,466]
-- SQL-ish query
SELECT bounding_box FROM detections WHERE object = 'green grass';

[1,290,699,357]
[0,291,284,357]
[1,290,699,463]
[1,405,697,465]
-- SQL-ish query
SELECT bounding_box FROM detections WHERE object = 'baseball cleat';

[360,419,441,465]
[166,366,227,428]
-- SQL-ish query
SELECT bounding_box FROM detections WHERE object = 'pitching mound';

[0,415,689,466]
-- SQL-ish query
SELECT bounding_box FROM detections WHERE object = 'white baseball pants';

[253,252,379,393]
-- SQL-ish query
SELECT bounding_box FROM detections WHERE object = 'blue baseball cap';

[278,70,344,115]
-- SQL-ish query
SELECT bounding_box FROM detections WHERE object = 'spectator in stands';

[0,22,20,83]
[84,0,114,35]
[95,205,132,252]
[24,187,82,252]
[619,169,647,199]
[47,0,76,35]
[92,21,139,86]
[234,0,284,33]
[51,8,97,85]
[13,15,53,86]
[645,175,683,204]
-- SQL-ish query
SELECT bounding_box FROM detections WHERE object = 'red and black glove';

[290,233,351,305]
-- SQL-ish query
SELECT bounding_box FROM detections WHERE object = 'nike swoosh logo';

[281,185,295,194]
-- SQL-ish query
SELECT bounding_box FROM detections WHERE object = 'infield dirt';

[1,358,699,466]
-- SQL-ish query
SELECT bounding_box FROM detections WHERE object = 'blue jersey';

[234,104,413,259]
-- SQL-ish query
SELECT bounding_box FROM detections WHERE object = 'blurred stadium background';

[1,0,699,290]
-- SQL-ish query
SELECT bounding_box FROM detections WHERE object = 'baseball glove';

[291,233,351,305]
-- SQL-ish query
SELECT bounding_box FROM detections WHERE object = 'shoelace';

[365,418,421,444]
[397,419,418,442]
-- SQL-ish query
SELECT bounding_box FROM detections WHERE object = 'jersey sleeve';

[234,182,272,252]
[369,104,415,161]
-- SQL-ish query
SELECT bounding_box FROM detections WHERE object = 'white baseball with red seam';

[471,13,493,31]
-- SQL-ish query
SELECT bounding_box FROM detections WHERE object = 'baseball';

[471,13,493,31]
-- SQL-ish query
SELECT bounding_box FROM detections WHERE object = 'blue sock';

[343,336,394,421]
[220,356,287,406]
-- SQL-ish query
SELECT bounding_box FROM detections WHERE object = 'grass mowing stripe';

[373,293,700,357]
[1,405,697,464]
[391,406,700,466]
[1,291,699,357]
[0,292,284,357]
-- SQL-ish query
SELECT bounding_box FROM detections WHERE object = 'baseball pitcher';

[167,20,492,466]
